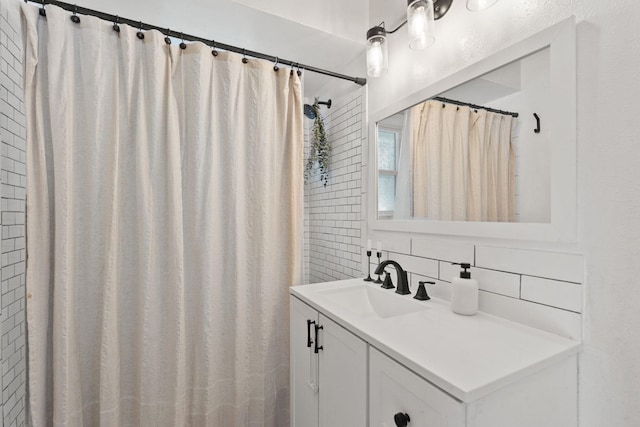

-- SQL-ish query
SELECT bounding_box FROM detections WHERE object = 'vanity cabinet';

[291,284,579,427]
[369,347,577,427]
[370,347,464,427]
[290,296,367,427]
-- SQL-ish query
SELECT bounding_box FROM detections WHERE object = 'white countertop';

[290,278,581,402]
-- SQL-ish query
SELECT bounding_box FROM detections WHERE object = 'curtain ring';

[164,28,172,45]
[296,63,302,77]
[136,21,145,40]
[70,4,80,23]
[242,49,248,64]
[39,0,46,17]
[273,57,279,72]
[112,16,120,33]
[211,40,218,57]
[179,32,187,50]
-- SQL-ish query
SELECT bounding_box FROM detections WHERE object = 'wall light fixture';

[366,0,499,77]
[466,0,499,11]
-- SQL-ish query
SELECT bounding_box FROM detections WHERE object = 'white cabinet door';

[317,314,367,427]
[369,347,465,427]
[290,297,319,427]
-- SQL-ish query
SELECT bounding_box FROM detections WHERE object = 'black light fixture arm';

[26,0,367,86]
[386,20,408,35]
[368,0,454,39]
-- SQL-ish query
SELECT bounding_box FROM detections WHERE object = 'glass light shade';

[466,0,499,11]
[367,32,388,77]
[407,0,435,50]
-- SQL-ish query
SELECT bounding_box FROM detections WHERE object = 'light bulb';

[407,0,435,50]
[366,26,388,77]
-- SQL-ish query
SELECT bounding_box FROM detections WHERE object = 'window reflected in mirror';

[377,127,400,217]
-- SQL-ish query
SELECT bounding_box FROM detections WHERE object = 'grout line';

[519,275,522,298]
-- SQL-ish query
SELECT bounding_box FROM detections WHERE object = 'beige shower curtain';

[410,100,514,221]
[22,4,302,426]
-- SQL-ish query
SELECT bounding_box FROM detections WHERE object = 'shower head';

[303,98,332,120]
[304,104,317,120]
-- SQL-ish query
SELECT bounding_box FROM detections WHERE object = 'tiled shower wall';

[0,1,27,425]
[303,88,365,284]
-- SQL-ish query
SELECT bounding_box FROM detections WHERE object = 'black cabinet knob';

[394,412,411,427]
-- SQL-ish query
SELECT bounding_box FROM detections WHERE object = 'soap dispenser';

[451,263,478,316]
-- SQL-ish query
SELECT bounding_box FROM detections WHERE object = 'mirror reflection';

[377,47,551,223]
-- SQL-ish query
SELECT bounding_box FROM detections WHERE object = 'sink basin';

[315,283,429,319]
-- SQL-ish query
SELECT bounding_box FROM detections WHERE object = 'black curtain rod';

[26,0,367,86]
[432,96,519,118]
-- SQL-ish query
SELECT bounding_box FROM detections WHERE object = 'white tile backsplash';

[389,253,439,279]
[521,276,582,313]
[475,246,583,283]
[479,291,582,340]
[370,236,585,340]
[472,267,521,298]
[412,237,474,264]
[438,261,459,283]
[440,262,521,299]
[368,231,411,255]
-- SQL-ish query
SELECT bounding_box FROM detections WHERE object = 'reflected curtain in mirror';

[396,100,514,221]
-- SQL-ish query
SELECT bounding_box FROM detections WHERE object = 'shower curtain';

[409,100,514,221]
[22,4,302,427]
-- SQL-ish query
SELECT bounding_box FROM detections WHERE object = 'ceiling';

[70,0,370,96]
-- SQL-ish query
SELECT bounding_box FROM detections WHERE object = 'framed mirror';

[368,17,576,242]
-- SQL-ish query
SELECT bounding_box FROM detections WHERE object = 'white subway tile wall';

[478,292,582,340]
[521,276,583,313]
[372,234,583,340]
[476,245,584,283]
[0,1,26,425]
[304,89,365,284]
[392,253,438,279]
[413,238,474,264]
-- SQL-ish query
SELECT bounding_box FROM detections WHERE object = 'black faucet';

[374,260,411,295]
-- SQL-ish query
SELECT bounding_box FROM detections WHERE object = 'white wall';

[367,0,640,425]
[484,48,551,223]
[71,0,367,97]
[231,0,368,43]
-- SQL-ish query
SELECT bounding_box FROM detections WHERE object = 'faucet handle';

[381,271,395,289]
[414,281,435,301]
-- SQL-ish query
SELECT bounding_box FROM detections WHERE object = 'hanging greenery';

[304,103,331,187]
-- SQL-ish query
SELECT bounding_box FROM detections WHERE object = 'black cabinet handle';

[306,319,315,348]
[394,412,411,427]
[314,324,324,353]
